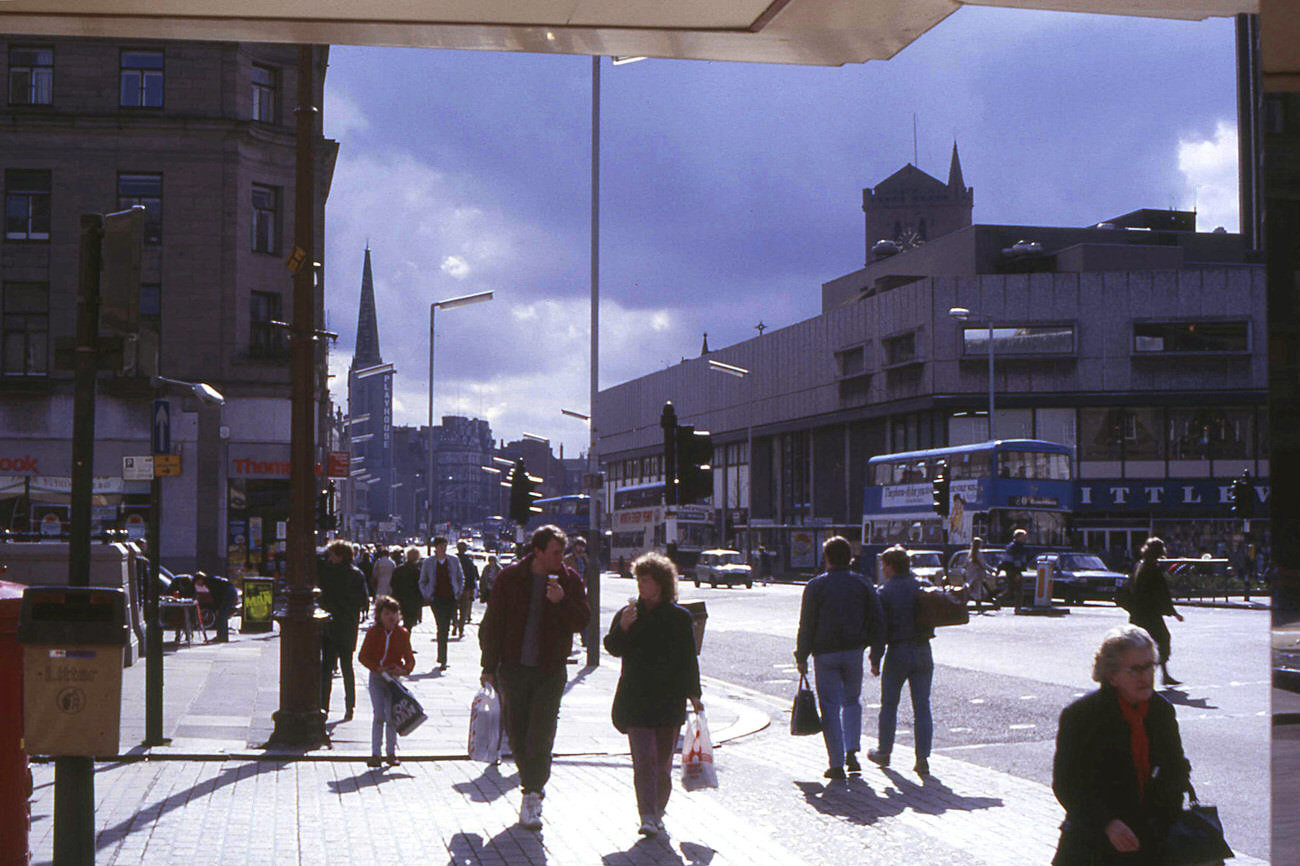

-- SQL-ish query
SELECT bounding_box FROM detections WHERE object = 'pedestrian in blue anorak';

[869,544,936,776]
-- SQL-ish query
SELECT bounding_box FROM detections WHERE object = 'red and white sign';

[327,451,350,478]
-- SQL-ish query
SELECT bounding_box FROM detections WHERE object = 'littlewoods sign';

[1076,479,1270,512]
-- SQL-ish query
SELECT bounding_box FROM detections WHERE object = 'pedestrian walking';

[1127,537,1185,685]
[1001,528,1031,607]
[318,540,370,721]
[479,554,502,602]
[418,536,464,671]
[371,547,396,600]
[564,537,591,649]
[390,547,424,632]
[868,544,935,776]
[479,524,591,831]
[604,552,703,836]
[964,537,996,612]
[456,540,480,637]
[1052,624,1190,864]
[794,535,884,780]
[357,595,416,767]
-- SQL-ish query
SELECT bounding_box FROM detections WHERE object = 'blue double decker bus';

[862,439,1073,558]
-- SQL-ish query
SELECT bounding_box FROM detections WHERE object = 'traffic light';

[509,459,541,525]
[931,459,950,518]
[676,424,714,505]
[316,484,336,531]
[1229,470,1254,520]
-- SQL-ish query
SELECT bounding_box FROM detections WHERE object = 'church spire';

[352,246,382,368]
[947,140,966,192]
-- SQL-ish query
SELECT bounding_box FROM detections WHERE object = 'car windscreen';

[1060,554,1109,571]
[911,554,942,568]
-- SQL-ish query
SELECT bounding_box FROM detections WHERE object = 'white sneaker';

[519,792,543,830]
[638,815,658,837]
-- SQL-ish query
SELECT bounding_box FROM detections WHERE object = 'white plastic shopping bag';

[467,683,502,763]
[680,708,718,791]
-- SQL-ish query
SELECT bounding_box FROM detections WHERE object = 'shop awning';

[0,0,1255,67]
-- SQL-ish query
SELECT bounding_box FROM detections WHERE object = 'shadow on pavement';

[795,778,899,826]
[326,766,413,793]
[880,767,1005,816]
[95,761,289,852]
[1160,687,1218,710]
[601,836,718,865]
[452,763,518,803]
[563,664,596,696]
[448,826,548,865]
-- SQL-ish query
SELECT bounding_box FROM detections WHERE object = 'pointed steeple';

[947,140,966,192]
[352,246,382,368]
[701,332,710,355]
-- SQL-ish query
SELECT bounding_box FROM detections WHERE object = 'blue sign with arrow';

[152,398,170,455]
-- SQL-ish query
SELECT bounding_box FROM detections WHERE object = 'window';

[1168,407,1254,461]
[249,291,285,358]
[995,450,1071,480]
[963,325,1074,355]
[1133,321,1248,354]
[251,64,276,122]
[119,49,163,108]
[2,281,49,375]
[836,345,865,377]
[8,46,53,105]
[140,282,161,328]
[5,170,50,241]
[1079,407,1124,461]
[251,184,279,253]
[882,331,917,366]
[117,173,162,243]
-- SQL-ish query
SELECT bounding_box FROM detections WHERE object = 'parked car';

[691,549,753,589]
[1037,552,1127,604]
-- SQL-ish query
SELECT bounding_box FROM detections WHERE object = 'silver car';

[692,549,754,589]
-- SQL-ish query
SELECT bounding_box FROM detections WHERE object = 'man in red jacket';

[480,524,590,831]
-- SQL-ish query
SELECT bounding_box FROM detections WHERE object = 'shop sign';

[229,443,292,478]
[327,451,350,478]
[0,455,39,474]
[1075,478,1271,512]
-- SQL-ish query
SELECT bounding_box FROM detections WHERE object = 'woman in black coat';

[604,552,703,838]
[1127,537,1184,685]
[1052,624,1190,865]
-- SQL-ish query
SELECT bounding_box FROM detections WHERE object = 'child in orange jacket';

[357,595,416,767]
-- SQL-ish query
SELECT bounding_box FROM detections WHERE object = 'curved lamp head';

[947,306,972,322]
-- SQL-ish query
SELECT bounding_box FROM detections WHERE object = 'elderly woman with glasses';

[1051,625,1190,865]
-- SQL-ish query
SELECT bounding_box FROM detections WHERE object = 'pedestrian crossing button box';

[18,587,127,756]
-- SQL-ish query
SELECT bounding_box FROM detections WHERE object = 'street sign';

[122,456,154,481]
[327,451,350,478]
[151,399,170,455]
[285,245,308,274]
[153,455,182,477]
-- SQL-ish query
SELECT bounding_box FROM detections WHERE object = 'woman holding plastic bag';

[605,552,704,838]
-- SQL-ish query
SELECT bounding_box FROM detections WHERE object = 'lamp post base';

[267,708,327,748]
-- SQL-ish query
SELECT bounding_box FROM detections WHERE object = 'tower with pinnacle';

[861,141,974,261]
[347,246,397,539]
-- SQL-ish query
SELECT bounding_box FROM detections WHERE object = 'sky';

[320,6,1240,460]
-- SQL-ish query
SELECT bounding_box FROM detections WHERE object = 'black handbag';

[1164,781,1233,866]
[790,673,822,736]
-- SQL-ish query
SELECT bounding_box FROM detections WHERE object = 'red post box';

[0,577,31,865]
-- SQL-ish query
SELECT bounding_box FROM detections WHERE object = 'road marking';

[1018,695,1037,701]
[949,727,972,733]
[1009,724,1036,730]
[970,698,985,704]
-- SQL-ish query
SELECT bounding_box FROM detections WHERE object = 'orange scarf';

[1116,693,1151,800]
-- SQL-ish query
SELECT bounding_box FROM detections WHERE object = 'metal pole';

[269,44,324,747]
[434,300,444,548]
[746,381,754,565]
[586,55,601,666]
[987,321,995,440]
[144,472,165,745]
[57,212,102,866]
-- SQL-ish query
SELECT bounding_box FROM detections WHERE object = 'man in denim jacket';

[795,535,884,779]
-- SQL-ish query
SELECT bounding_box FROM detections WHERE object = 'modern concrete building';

[0,37,335,576]
[595,163,1268,575]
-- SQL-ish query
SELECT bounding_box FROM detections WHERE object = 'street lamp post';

[948,307,995,440]
[707,359,751,560]
[427,290,494,551]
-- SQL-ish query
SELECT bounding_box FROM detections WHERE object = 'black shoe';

[824,766,846,780]
[1162,673,1181,686]
[385,756,400,767]
[845,751,862,774]
[366,758,382,768]
[867,749,890,768]
[914,758,930,776]
[439,663,449,671]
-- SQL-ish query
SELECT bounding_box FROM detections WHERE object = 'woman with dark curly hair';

[1127,537,1184,686]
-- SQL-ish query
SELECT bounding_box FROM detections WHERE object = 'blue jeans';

[877,640,933,759]
[813,649,864,768]
[368,672,397,758]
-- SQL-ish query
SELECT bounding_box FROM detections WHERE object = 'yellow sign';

[284,246,307,274]
[153,454,182,477]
